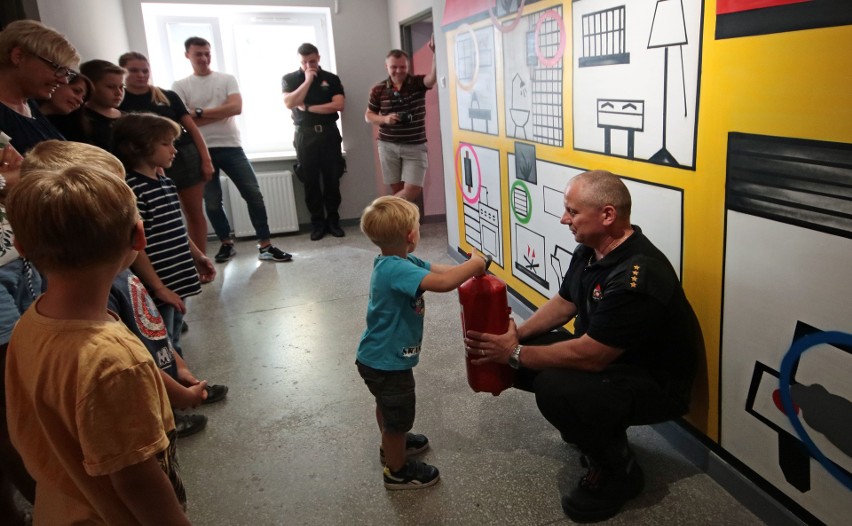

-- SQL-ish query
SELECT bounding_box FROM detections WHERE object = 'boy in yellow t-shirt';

[4,163,190,524]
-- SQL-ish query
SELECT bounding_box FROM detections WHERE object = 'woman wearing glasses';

[0,19,78,153]
[119,51,214,256]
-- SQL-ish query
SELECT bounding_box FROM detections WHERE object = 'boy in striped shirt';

[112,112,215,356]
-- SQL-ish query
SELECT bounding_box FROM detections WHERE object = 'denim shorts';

[356,360,416,433]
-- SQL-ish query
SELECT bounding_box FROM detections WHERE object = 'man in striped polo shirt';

[365,36,436,202]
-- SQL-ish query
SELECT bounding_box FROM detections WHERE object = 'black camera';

[396,111,413,124]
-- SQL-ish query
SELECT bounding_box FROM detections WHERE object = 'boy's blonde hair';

[360,196,420,248]
[111,113,181,168]
[21,140,125,178]
[0,20,79,69]
[8,155,137,273]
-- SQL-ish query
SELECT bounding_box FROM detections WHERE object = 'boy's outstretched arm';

[419,256,486,293]
[110,456,191,525]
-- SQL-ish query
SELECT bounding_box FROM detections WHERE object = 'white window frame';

[141,3,337,160]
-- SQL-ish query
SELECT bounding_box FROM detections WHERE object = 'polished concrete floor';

[176,222,764,525]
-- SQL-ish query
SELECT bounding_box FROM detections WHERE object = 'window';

[579,6,630,68]
[141,3,337,159]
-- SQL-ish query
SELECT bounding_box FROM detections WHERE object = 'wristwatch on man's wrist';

[508,344,522,369]
[194,107,204,118]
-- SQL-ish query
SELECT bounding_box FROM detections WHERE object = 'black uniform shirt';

[281,67,344,127]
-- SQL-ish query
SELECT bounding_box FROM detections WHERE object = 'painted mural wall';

[440,0,852,524]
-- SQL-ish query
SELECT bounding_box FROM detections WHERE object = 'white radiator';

[227,170,299,237]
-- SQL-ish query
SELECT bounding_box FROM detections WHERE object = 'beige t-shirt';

[5,296,182,525]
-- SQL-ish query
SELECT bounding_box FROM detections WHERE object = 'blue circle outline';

[779,330,852,490]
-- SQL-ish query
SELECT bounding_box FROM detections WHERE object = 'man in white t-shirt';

[172,36,292,263]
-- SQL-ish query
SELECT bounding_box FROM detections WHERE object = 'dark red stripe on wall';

[717,0,810,16]
[716,0,852,39]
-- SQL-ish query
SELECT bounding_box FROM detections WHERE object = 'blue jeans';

[0,258,43,345]
[205,147,270,241]
[159,304,185,358]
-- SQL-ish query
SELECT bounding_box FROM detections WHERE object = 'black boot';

[561,441,644,522]
[310,221,327,241]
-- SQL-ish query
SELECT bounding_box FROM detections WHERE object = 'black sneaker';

[379,432,429,465]
[175,413,208,438]
[561,454,644,522]
[383,459,440,490]
[202,384,229,405]
[310,223,326,241]
[258,244,292,262]
[327,221,345,238]
[214,243,236,263]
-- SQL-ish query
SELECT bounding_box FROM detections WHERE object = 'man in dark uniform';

[465,170,703,523]
[282,43,346,240]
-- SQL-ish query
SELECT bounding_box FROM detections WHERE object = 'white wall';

[35,0,393,225]
[37,0,129,62]
[388,0,459,247]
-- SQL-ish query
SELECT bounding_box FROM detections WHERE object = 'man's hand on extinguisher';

[464,318,519,365]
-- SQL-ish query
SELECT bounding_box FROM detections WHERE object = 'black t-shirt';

[0,100,64,153]
[558,226,702,402]
[119,89,192,146]
[46,110,86,143]
[281,68,344,126]
[81,107,120,152]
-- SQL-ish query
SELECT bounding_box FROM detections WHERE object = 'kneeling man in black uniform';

[465,170,702,523]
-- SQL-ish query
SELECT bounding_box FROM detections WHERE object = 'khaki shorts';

[377,141,428,187]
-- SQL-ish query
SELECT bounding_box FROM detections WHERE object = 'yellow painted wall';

[444,0,852,443]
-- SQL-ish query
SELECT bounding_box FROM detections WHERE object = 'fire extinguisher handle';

[467,252,492,272]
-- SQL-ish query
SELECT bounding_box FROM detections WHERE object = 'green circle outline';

[510,180,532,224]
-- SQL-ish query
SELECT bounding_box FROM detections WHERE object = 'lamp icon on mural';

[647,0,688,167]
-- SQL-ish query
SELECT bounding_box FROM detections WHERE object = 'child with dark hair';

[79,59,126,150]
[112,112,215,359]
[39,73,94,142]
[119,51,213,257]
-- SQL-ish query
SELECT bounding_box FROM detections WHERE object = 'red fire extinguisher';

[458,254,515,396]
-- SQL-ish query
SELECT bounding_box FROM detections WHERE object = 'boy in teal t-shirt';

[356,196,486,490]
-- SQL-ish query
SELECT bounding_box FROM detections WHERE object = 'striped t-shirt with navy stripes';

[126,171,201,304]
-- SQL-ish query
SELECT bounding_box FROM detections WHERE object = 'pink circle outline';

[488,0,527,33]
[455,143,482,205]
[534,9,566,67]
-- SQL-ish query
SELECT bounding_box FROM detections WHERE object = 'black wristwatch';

[194,107,204,118]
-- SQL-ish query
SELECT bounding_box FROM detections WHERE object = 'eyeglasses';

[35,54,78,82]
